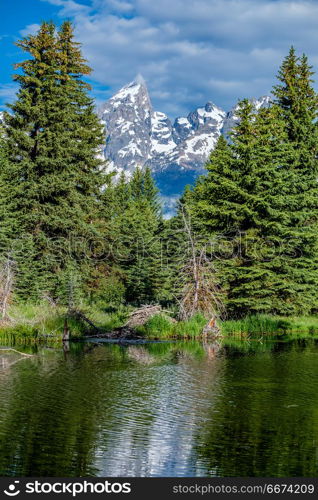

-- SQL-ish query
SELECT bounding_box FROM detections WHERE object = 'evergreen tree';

[222,104,294,316]
[0,124,13,252]
[272,48,318,314]
[190,100,295,316]
[143,166,161,217]
[188,46,318,318]
[4,22,106,301]
[108,168,164,305]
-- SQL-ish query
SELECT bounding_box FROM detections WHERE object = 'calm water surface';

[1,338,318,477]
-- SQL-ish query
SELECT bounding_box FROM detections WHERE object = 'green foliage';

[3,21,107,302]
[187,48,318,318]
[173,313,207,338]
[137,314,173,338]
[86,270,126,306]
[221,315,290,336]
[101,167,165,305]
[221,314,318,338]
[138,312,207,339]
[0,302,131,340]
[2,32,318,328]
[271,48,318,315]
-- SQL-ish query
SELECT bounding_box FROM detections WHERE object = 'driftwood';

[81,305,175,340]
[67,306,219,342]
[67,308,139,340]
[125,305,175,328]
[68,309,104,333]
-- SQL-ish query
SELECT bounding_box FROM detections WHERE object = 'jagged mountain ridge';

[99,79,271,199]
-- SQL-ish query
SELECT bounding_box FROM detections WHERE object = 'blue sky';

[1,0,318,118]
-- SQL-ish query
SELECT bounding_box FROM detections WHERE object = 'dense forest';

[0,21,318,332]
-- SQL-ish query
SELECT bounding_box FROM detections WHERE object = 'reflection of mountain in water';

[93,349,224,476]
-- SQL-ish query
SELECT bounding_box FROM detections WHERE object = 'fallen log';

[67,309,142,340]
[68,309,105,334]
[125,304,175,328]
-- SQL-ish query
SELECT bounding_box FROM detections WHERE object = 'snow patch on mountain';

[99,78,271,206]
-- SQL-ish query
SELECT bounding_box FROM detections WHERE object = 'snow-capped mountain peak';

[106,78,150,108]
[99,78,153,170]
[99,79,271,198]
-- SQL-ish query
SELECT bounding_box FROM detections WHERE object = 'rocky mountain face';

[99,79,270,205]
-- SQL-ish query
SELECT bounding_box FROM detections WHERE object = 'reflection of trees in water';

[0,354,31,371]
[0,345,122,476]
[92,343,225,476]
[194,341,318,476]
[1,343,188,476]
[3,340,316,478]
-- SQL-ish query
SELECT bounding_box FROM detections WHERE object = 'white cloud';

[19,24,41,37]
[0,83,18,108]
[40,0,91,16]
[32,0,318,117]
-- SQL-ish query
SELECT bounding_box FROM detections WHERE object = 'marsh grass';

[81,304,130,332]
[2,303,318,343]
[221,314,318,338]
[0,303,130,341]
[137,313,207,339]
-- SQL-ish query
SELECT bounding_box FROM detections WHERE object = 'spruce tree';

[272,48,318,314]
[4,22,106,302]
[222,104,294,316]
[143,166,161,217]
[191,100,294,317]
[191,102,258,317]
[0,124,13,252]
[110,168,164,305]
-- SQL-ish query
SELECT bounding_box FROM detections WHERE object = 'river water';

[1,338,318,477]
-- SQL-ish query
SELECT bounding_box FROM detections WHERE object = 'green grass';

[136,314,173,338]
[0,304,83,342]
[0,302,130,342]
[137,313,207,339]
[3,302,318,344]
[221,314,318,338]
[79,304,130,332]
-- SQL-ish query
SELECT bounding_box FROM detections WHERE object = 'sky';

[1,0,318,118]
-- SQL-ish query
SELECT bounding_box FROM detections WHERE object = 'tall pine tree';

[190,99,296,317]
[272,48,318,314]
[4,22,106,302]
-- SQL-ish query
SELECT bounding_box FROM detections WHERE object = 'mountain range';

[0,79,270,215]
[99,77,270,211]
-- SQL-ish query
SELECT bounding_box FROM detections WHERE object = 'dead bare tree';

[0,256,15,321]
[177,207,225,329]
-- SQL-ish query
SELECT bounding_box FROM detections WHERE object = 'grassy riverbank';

[221,314,318,338]
[1,304,318,343]
[0,303,129,342]
[135,313,207,339]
